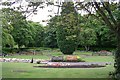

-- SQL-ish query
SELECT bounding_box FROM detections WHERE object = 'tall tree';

[76,1,120,78]
[44,16,59,48]
[1,8,15,48]
[56,2,80,55]
[83,15,116,48]
[1,8,34,48]
[12,21,34,48]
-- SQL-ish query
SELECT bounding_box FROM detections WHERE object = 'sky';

[0,0,94,26]
[17,0,61,26]
[1,0,119,26]
[26,0,83,26]
[27,4,58,26]
[0,0,59,26]
[5,0,79,26]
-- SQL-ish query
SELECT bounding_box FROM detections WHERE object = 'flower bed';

[51,56,85,62]
[33,62,112,68]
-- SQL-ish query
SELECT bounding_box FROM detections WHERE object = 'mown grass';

[2,62,114,78]
[2,50,115,78]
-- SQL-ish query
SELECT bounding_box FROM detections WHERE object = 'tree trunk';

[85,46,89,52]
[114,30,120,79]
[18,45,21,55]
[96,32,102,47]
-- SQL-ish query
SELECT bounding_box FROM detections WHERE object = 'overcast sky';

[27,4,58,26]
[1,0,119,26]
[0,0,92,26]
[0,0,59,26]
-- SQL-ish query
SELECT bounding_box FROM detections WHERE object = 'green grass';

[84,56,114,62]
[2,50,115,78]
[2,62,114,78]
[4,50,114,62]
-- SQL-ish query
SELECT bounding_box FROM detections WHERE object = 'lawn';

[2,50,115,78]
[2,62,114,78]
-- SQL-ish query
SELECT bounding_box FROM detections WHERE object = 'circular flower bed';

[51,56,85,62]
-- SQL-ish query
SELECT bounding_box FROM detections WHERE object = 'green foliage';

[77,56,85,62]
[87,16,116,47]
[28,21,44,47]
[12,21,34,48]
[2,48,19,55]
[44,16,59,48]
[2,31,15,47]
[1,8,28,48]
[79,15,116,49]
[1,8,15,47]
[79,28,97,51]
[1,8,44,48]
[44,27,57,48]
[56,2,80,55]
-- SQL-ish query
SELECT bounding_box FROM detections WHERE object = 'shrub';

[77,56,84,62]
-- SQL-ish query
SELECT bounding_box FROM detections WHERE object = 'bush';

[2,48,18,54]
[65,55,85,62]
[77,56,84,62]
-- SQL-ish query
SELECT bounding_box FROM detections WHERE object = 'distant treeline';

[2,7,116,52]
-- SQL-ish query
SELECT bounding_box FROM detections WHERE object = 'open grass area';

[2,62,114,78]
[2,50,115,78]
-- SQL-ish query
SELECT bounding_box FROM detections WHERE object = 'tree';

[83,15,116,48]
[12,20,34,48]
[79,28,97,51]
[76,1,120,78]
[28,21,44,47]
[56,2,80,55]
[1,7,45,48]
[44,27,58,48]
[1,8,34,48]
[2,29,15,48]
[44,16,59,48]
[1,8,15,48]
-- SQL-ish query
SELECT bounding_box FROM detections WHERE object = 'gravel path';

[0,58,113,66]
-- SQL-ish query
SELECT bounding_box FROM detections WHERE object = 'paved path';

[0,58,113,66]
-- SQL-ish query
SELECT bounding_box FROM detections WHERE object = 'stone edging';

[0,58,47,63]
